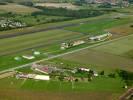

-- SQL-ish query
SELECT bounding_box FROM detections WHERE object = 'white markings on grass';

[20,79,27,86]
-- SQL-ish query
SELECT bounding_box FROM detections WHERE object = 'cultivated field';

[0,2,133,100]
[0,13,132,71]
[35,3,78,10]
[0,89,120,100]
[64,16,133,36]
[0,29,84,71]
[0,3,40,13]
[0,29,83,56]
[0,77,124,100]
[108,24,133,36]
[0,13,108,37]
[61,34,133,72]
[92,34,133,56]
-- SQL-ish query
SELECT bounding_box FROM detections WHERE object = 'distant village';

[0,19,26,31]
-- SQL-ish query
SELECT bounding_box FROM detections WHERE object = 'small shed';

[34,75,50,81]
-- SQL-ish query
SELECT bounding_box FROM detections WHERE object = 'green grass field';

[64,16,133,35]
[0,29,83,55]
[92,34,133,56]
[61,34,133,72]
[0,12,133,71]
[0,29,85,71]
[0,5,133,100]
[0,13,111,35]
[0,76,124,100]
[0,14,113,71]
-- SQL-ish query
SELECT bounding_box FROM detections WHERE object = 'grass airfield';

[0,4,133,100]
[0,12,133,71]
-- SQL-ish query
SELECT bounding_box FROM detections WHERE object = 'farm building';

[0,19,26,30]
[89,32,112,41]
[32,63,57,74]
[60,43,69,50]
[94,71,98,77]
[33,51,41,55]
[61,40,85,50]
[73,40,85,46]
[16,73,50,81]
[34,66,56,74]
[34,75,50,81]
[79,68,90,72]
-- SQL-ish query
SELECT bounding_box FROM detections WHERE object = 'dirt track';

[119,88,133,100]
[0,71,15,79]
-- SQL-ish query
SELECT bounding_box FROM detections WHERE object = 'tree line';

[32,7,112,18]
[117,70,133,86]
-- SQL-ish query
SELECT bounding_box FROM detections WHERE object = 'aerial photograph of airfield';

[0,0,133,100]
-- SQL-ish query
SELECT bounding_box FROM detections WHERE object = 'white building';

[89,32,112,41]
[34,75,50,81]
[79,68,90,72]
[17,74,50,81]
[73,40,85,46]
[60,43,69,50]
[33,51,41,55]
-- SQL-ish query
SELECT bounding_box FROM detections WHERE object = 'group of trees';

[117,70,133,86]
[19,1,34,7]
[73,0,87,6]
[128,0,133,3]
[0,12,15,17]
[32,7,105,18]
[0,0,13,3]
[98,2,112,8]
[0,2,7,5]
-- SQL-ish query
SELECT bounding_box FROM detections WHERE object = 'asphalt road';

[119,88,133,100]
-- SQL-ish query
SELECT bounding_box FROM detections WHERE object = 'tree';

[32,7,104,18]
[128,0,133,3]
[74,0,82,6]
[99,70,105,75]
[36,19,40,22]
[75,78,79,82]
[58,73,64,81]
[130,24,133,27]
[0,0,13,3]
[87,74,92,81]
[98,2,112,8]
[108,73,116,78]
[88,77,92,81]
[80,0,86,3]
[0,2,7,5]
[19,1,33,7]
[117,70,133,84]
[89,70,94,76]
